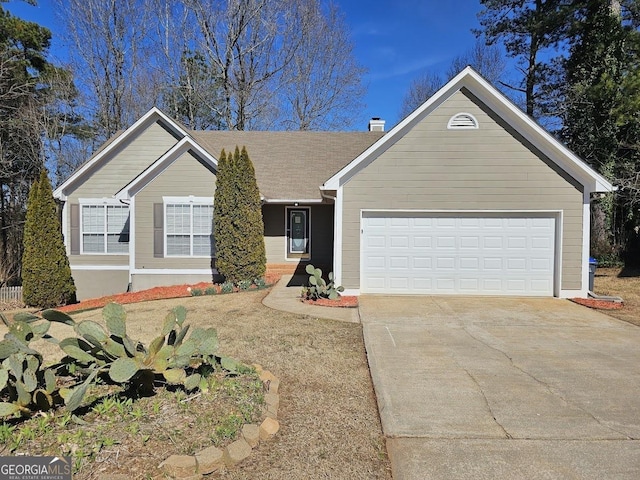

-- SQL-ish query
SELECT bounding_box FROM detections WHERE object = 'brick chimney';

[368,117,385,132]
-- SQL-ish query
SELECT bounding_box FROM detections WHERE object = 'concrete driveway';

[359,296,640,479]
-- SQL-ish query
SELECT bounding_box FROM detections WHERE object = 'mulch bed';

[570,297,624,310]
[301,296,358,308]
[58,273,281,313]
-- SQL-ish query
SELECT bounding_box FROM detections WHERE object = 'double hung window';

[80,201,130,254]
[164,197,213,257]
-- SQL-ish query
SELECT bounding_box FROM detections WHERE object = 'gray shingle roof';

[189,130,384,201]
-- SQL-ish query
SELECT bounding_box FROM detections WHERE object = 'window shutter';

[154,203,164,258]
[70,203,80,255]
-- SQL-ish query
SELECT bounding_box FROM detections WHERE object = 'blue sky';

[5,0,484,129]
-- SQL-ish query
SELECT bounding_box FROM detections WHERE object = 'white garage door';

[361,213,556,296]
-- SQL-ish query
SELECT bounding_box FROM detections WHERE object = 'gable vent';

[447,112,479,129]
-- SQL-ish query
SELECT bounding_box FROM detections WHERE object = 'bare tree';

[398,71,444,120]
[447,40,505,86]
[151,0,225,129]
[399,40,506,121]
[58,0,161,139]
[184,0,300,130]
[279,1,366,130]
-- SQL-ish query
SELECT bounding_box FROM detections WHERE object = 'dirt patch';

[0,290,390,479]
[301,296,358,308]
[594,267,640,326]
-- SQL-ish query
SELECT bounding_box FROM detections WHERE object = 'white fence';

[0,286,23,303]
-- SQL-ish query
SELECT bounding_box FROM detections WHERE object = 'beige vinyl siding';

[71,269,129,300]
[66,121,179,265]
[67,121,179,200]
[135,151,215,269]
[263,204,285,263]
[342,89,583,291]
[263,204,333,266]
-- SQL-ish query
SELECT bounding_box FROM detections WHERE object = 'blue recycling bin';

[588,257,598,292]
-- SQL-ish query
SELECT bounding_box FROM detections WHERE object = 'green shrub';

[191,288,204,296]
[204,286,217,295]
[220,282,234,294]
[214,146,266,283]
[21,170,76,308]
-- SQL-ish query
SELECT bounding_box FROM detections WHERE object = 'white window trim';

[285,206,312,261]
[163,196,214,258]
[447,112,479,129]
[78,198,130,255]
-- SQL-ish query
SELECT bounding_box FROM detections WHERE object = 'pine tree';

[22,170,76,308]
[561,0,640,261]
[213,146,266,283]
[236,146,266,279]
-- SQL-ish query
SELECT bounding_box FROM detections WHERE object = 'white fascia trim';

[332,186,344,286]
[54,107,188,201]
[361,208,561,215]
[78,197,125,205]
[131,269,213,275]
[163,196,213,204]
[581,189,591,298]
[262,199,325,204]
[128,196,136,284]
[70,265,130,271]
[61,201,69,255]
[322,67,613,194]
[115,138,217,200]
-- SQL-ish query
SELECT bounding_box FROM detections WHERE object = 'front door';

[287,207,310,259]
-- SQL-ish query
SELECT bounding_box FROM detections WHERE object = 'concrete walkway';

[262,274,359,323]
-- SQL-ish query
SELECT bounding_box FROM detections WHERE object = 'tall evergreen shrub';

[213,146,266,283]
[22,170,76,308]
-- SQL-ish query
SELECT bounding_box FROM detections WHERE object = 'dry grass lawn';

[1,290,391,479]
[594,266,640,326]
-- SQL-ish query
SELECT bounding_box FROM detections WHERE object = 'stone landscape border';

[159,365,280,479]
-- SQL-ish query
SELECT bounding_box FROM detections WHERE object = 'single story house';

[54,67,613,300]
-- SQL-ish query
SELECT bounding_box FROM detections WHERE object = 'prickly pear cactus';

[302,264,344,301]
[1,303,242,418]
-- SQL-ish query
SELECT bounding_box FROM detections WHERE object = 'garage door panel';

[413,257,431,269]
[390,236,409,248]
[362,214,555,296]
[390,256,409,269]
[413,236,432,248]
[460,236,480,249]
[484,237,503,248]
[366,235,386,248]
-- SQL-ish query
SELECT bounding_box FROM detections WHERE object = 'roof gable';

[53,108,188,200]
[115,137,218,200]
[323,67,613,194]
